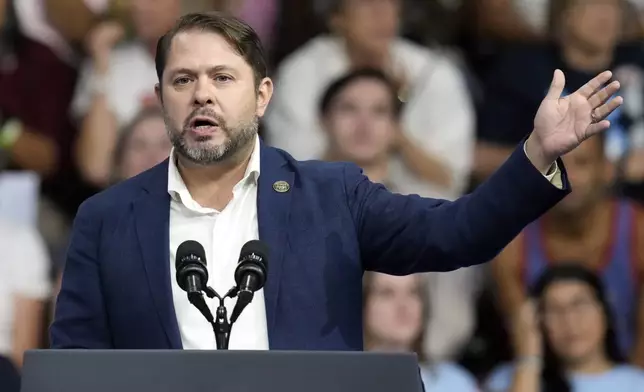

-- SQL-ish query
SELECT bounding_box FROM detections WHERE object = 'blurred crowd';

[2,0,644,391]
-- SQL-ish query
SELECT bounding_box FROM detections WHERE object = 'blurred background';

[2,0,644,390]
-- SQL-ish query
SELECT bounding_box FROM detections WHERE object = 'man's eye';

[215,75,233,82]
[175,77,191,85]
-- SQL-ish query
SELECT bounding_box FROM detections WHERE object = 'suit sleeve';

[50,199,113,349]
[346,140,570,274]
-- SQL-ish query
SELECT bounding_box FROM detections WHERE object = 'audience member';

[363,272,478,391]
[266,0,475,200]
[475,0,644,182]
[473,0,642,43]
[473,0,547,42]
[0,219,51,392]
[210,0,280,54]
[320,69,483,360]
[111,107,172,183]
[0,0,78,177]
[492,135,644,365]
[72,0,180,187]
[486,264,644,391]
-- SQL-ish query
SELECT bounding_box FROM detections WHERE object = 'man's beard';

[165,110,259,165]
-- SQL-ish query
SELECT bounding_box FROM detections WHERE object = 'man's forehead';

[166,30,245,67]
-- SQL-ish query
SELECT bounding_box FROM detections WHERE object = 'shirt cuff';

[523,141,563,189]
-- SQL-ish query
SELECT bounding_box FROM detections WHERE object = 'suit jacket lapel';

[134,160,182,349]
[257,143,293,346]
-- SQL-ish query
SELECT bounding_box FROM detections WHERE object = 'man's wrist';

[525,134,556,174]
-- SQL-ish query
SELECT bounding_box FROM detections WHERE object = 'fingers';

[586,120,612,138]
[575,70,613,98]
[594,95,623,121]
[545,69,566,100]
[588,80,621,109]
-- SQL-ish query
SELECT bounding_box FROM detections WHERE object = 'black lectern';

[20,349,424,392]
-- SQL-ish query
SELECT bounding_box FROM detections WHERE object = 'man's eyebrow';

[167,65,237,77]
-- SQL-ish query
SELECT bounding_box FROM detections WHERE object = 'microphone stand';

[203,286,239,350]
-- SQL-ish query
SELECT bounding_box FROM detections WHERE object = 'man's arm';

[347,141,569,274]
[50,200,113,349]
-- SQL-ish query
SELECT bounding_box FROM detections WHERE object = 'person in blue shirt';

[362,272,478,391]
[485,264,644,392]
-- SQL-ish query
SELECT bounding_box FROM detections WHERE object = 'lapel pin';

[273,180,290,193]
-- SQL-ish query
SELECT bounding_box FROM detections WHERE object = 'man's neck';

[176,140,255,210]
[561,43,614,73]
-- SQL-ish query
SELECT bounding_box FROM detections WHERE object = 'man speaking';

[51,12,622,351]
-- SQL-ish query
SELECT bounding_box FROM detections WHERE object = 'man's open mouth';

[190,116,219,129]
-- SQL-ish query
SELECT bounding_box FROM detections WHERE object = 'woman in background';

[485,264,644,391]
[111,106,171,183]
[363,272,478,391]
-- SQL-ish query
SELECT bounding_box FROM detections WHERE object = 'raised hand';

[525,70,623,172]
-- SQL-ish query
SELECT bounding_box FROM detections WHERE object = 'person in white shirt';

[265,0,475,200]
[72,0,181,187]
[0,221,51,392]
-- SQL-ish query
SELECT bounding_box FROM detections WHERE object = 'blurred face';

[563,0,621,52]
[120,116,171,180]
[131,0,181,41]
[364,274,423,350]
[542,281,606,364]
[323,78,396,164]
[554,138,608,214]
[156,30,272,165]
[334,0,400,55]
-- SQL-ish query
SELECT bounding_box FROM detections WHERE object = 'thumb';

[545,69,566,100]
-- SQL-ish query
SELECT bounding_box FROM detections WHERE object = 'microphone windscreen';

[176,240,207,269]
[239,240,269,264]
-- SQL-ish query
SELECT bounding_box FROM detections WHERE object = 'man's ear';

[255,77,274,117]
[155,83,162,105]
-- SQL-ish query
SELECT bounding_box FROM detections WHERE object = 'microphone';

[230,240,269,323]
[175,240,213,323]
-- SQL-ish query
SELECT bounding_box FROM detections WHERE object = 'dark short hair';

[319,68,403,118]
[155,12,268,86]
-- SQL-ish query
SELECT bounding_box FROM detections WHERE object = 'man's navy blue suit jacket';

[51,140,569,350]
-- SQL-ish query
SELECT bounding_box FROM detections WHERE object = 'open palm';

[531,70,622,162]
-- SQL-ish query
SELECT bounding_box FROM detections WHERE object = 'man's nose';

[193,77,215,106]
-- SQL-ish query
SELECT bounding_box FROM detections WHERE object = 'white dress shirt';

[167,136,269,350]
